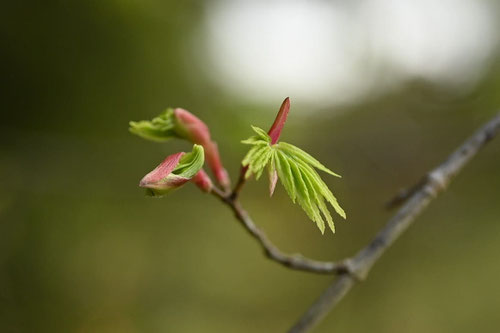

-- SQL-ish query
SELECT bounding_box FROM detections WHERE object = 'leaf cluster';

[129,109,178,142]
[242,126,346,234]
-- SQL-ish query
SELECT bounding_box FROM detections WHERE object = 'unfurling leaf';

[241,126,345,234]
[139,144,206,197]
[129,109,177,142]
[130,108,230,188]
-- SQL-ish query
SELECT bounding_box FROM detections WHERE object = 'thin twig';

[230,166,249,201]
[289,112,500,333]
[230,200,350,274]
[384,176,427,209]
[211,184,350,274]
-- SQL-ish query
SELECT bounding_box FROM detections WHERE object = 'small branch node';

[427,170,448,194]
[338,259,365,281]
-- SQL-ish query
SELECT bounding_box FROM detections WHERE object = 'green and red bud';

[267,97,290,195]
[172,108,211,144]
[139,144,210,196]
[130,108,230,190]
[239,97,290,195]
[173,108,230,189]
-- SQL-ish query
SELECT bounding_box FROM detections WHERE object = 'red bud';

[139,152,190,195]
[268,97,290,144]
[173,108,230,189]
[174,108,211,144]
[192,169,213,193]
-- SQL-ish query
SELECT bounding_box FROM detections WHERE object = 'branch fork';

[214,111,500,333]
[130,102,500,333]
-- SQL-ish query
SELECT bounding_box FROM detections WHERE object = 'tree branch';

[211,185,350,274]
[288,112,500,333]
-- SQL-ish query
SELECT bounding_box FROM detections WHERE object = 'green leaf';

[242,145,262,166]
[300,165,325,233]
[172,144,205,178]
[241,126,273,179]
[276,150,296,202]
[268,152,278,196]
[277,148,345,234]
[254,148,273,180]
[240,127,345,234]
[250,126,271,142]
[241,137,269,145]
[278,142,341,177]
[129,109,179,142]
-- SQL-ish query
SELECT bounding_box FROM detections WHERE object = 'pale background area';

[1,0,500,332]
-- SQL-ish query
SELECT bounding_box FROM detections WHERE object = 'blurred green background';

[2,1,500,332]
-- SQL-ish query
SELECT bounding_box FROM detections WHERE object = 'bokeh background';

[2,0,500,332]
